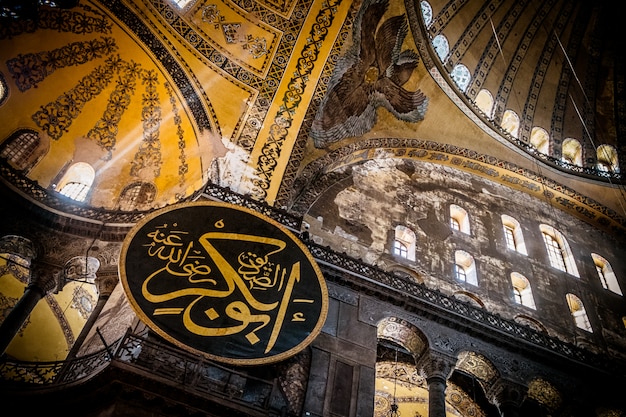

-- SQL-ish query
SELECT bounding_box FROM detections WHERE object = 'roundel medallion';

[119,201,328,365]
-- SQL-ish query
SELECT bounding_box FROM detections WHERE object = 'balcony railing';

[0,330,289,415]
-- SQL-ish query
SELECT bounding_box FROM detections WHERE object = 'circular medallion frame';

[119,201,328,365]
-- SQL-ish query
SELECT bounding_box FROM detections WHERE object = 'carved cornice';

[289,139,626,235]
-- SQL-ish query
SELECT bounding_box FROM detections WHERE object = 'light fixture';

[389,346,400,417]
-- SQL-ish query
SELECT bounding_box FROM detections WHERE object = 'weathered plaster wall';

[304,158,626,352]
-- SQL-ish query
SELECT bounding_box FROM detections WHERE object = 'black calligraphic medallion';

[119,201,328,365]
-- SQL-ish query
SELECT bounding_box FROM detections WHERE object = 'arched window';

[530,127,549,154]
[420,1,433,27]
[450,204,470,234]
[56,162,95,202]
[172,0,193,8]
[501,110,520,138]
[475,89,494,118]
[119,181,157,211]
[451,64,471,92]
[392,225,416,261]
[566,293,592,332]
[501,214,527,255]
[562,138,583,166]
[511,272,535,309]
[0,129,41,171]
[592,254,622,295]
[596,144,619,173]
[454,250,477,286]
[540,224,579,277]
[432,34,449,62]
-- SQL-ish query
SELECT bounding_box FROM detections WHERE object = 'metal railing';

[201,184,618,370]
[308,242,585,357]
[1,229,622,389]
[198,182,302,232]
[0,330,289,415]
[0,161,149,225]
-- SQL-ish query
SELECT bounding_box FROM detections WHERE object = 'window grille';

[504,225,516,250]
[393,240,408,258]
[0,130,39,168]
[543,233,566,271]
[454,264,467,282]
[59,181,90,202]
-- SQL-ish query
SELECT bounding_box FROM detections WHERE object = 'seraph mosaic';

[311,0,428,147]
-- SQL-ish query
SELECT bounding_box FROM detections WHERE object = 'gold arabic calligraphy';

[141,221,313,353]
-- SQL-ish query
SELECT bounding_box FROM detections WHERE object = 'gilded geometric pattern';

[45,293,75,348]
[251,0,343,201]
[446,381,486,417]
[164,81,189,185]
[142,0,313,147]
[71,286,96,320]
[30,52,120,140]
[255,0,299,18]
[275,0,358,205]
[527,378,562,412]
[0,293,29,337]
[130,69,163,177]
[455,351,498,384]
[189,0,281,77]
[0,5,113,39]
[377,316,426,357]
[87,59,144,158]
[102,0,215,132]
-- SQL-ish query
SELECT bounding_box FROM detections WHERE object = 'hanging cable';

[489,18,508,70]
[390,347,400,417]
[554,30,626,216]
[491,18,586,343]
[568,93,626,216]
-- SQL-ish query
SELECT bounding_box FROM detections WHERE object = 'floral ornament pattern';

[31,53,122,140]
[87,60,143,159]
[7,37,117,92]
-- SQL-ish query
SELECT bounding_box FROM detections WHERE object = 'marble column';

[418,351,455,417]
[64,263,118,361]
[0,259,62,356]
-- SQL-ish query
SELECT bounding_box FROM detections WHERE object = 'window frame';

[566,293,592,332]
[450,204,471,235]
[454,250,478,286]
[501,215,527,255]
[540,224,579,277]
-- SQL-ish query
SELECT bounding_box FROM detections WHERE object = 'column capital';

[0,235,37,264]
[63,256,100,283]
[29,260,64,295]
[486,378,527,412]
[94,265,119,298]
[417,350,456,382]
